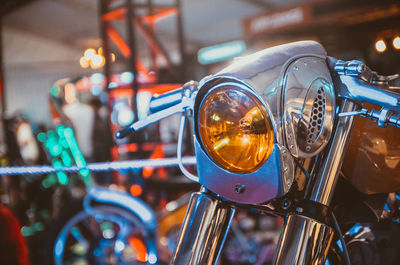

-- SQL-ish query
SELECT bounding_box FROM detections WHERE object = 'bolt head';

[234,184,246,194]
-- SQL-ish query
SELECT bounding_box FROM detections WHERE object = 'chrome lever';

[116,82,197,139]
[338,107,400,128]
[115,101,189,138]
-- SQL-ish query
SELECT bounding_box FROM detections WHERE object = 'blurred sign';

[248,7,305,35]
[243,0,400,37]
[198,40,246,65]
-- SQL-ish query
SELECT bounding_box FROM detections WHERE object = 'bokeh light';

[117,108,135,126]
[84,48,96,60]
[79,56,90,68]
[393,36,400,50]
[120,72,134,84]
[375,39,386,53]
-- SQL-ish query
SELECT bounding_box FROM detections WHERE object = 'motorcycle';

[116,40,400,265]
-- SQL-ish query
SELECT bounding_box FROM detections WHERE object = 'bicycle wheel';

[44,200,155,265]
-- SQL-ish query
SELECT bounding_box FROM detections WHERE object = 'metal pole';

[176,0,186,81]
[0,15,5,114]
[125,0,139,122]
[99,0,111,91]
[147,0,158,78]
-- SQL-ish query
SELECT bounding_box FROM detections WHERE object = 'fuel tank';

[342,103,400,194]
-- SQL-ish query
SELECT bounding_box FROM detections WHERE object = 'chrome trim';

[278,145,294,194]
[282,57,335,158]
[171,191,235,265]
[194,137,285,204]
[273,215,334,265]
[310,99,358,205]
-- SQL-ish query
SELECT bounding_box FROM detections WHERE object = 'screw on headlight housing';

[234,184,246,194]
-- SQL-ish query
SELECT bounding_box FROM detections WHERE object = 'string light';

[375,39,386,53]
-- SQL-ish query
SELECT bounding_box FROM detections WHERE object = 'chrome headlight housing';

[193,41,334,204]
[193,79,293,204]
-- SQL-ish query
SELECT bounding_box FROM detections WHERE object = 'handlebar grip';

[115,126,134,139]
[149,88,183,113]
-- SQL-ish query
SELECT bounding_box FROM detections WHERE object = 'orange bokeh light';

[130,184,143,197]
[128,237,147,262]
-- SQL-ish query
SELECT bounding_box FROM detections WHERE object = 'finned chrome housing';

[194,41,335,204]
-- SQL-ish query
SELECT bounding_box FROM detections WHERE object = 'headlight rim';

[194,78,276,174]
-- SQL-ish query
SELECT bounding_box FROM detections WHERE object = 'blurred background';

[0,0,399,265]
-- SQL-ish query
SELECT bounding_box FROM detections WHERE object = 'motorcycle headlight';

[198,83,274,174]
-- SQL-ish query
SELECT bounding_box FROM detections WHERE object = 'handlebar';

[149,88,183,113]
[361,108,400,128]
[330,58,400,129]
[330,57,400,108]
[116,81,198,139]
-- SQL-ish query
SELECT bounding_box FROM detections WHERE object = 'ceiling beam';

[0,0,36,16]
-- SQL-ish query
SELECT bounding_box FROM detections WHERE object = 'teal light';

[21,226,34,237]
[80,169,90,178]
[45,131,62,156]
[34,222,44,231]
[56,125,65,137]
[56,172,68,185]
[37,132,46,142]
[41,179,51,189]
[60,139,69,148]
[49,144,62,157]
[53,160,68,185]
[100,222,113,231]
[41,174,58,189]
[60,150,73,167]
[198,40,246,65]
[63,127,92,186]
[51,86,61,97]
[64,128,86,167]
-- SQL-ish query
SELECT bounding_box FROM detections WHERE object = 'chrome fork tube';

[171,190,235,265]
[310,99,358,205]
[274,99,358,265]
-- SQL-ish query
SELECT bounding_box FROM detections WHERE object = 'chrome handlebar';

[330,57,400,129]
[115,81,198,139]
[149,88,184,113]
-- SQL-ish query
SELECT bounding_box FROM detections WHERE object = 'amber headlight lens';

[198,85,274,174]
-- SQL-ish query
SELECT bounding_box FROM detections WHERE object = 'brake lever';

[116,101,189,138]
[116,82,197,139]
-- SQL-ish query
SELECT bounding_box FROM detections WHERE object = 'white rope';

[0,156,197,176]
